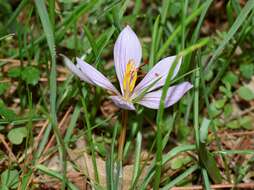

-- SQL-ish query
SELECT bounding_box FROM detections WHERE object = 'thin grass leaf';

[205,0,254,71]
[214,150,254,155]
[202,168,211,190]
[199,143,222,184]
[131,132,142,187]
[181,0,188,49]
[140,144,196,189]
[182,0,213,73]
[35,123,52,160]
[154,39,209,189]
[106,121,119,190]
[148,16,160,69]
[156,3,206,61]
[49,0,55,28]
[64,104,81,144]
[200,118,210,143]
[232,0,242,15]
[83,26,99,57]
[161,164,199,190]
[0,33,15,41]
[11,0,101,59]
[194,61,200,148]
[95,26,115,67]
[226,1,234,25]
[20,169,32,190]
[35,1,67,188]
[35,164,78,190]
[81,88,100,183]
[131,0,142,25]
[6,0,29,28]
[155,0,171,52]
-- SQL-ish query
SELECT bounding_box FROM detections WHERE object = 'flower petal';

[62,55,93,83]
[76,58,119,94]
[110,96,136,110]
[137,82,192,109]
[114,25,142,94]
[132,56,182,97]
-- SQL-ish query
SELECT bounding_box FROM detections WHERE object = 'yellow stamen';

[123,59,137,99]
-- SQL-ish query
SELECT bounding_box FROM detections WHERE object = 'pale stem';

[118,110,128,161]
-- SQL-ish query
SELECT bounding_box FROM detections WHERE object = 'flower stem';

[118,110,128,161]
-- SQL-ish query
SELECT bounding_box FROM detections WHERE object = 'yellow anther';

[123,59,137,98]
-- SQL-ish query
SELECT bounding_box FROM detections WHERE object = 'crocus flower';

[63,26,192,110]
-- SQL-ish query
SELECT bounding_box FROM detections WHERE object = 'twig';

[223,106,254,125]
[171,183,254,190]
[218,130,254,136]
[34,120,49,150]
[39,77,67,82]
[0,134,17,162]
[39,106,72,163]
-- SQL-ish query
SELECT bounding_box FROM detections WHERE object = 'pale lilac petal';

[110,96,135,110]
[62,55,93,83]
[76,58,119,94]
[137,82,192,109]
[132,56,182,97]
[114,25,142,94]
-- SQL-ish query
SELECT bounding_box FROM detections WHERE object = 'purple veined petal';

[132,56,182,98]
[137,82,192,109]
[62,54,93,84]
[114,25,142,94]
[110,96,136,110]
[76,58,119,94]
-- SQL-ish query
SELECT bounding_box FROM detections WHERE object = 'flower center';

[123,59,137,99]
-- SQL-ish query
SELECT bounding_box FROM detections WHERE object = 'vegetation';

[0,0,254,189]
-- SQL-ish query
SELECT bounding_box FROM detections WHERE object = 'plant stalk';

[118,110,128,161]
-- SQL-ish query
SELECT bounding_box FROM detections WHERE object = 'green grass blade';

[161,164,199,190]
[0,33,15,41]
[194,60,200,148]
[83,26,99,57]
[35,164,78,190]
[154,39,209,189]
[181,0,188,49]
[81,88,100,184]
[155,0,170,51]
[34,0,67,189]
[106,121,119,190]
[64,104,81,144]
[140,144,196,189]
[156,3,206,61]
[148,16,160,69]
[199,118,210,143]
[202,168,211,190]
[205,0,254,71]
[131,132,142,188]
[214,150,254,155]
[181,0,213,73]
[5,0,29,29]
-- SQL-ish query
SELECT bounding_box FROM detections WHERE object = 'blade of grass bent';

[140,144,196,190]
[36,164,78,190]
[154,39,209,189]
